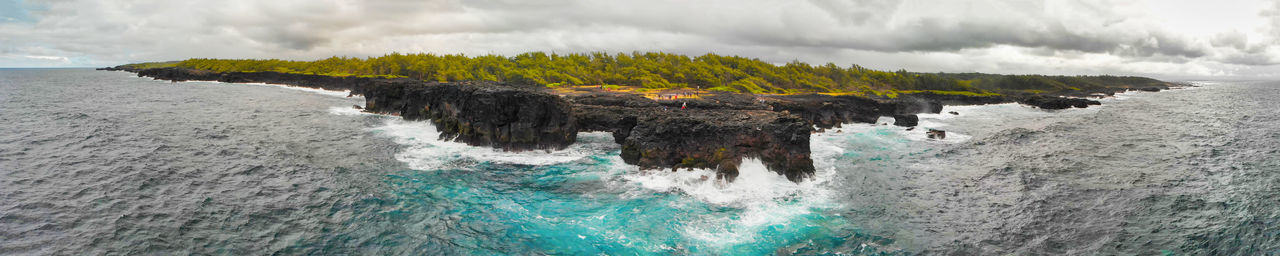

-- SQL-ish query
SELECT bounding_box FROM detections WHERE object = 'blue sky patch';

[0,0,38,23]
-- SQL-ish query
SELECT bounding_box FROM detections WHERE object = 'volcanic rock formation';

[112,66,1157,182]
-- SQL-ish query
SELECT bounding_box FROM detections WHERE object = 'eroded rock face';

[356,80,578,152]
[568,94,815,182]
[621,111,814,182]
[571,104,641,144]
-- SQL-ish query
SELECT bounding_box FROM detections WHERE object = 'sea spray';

[369,118,617,169]
[615,157,844,252]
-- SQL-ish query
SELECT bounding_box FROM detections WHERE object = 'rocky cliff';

[567,93,815,181]
[356,80,579,152]
[114,66,1163,183]
[124,67,819,181]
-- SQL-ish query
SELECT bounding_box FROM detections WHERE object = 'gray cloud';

[0,0,1277,77]
[449,0,1214,58]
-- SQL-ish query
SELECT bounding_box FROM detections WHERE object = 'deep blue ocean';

[2,69,1278,255]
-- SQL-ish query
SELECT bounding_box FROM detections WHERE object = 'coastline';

[101,66,1181,182]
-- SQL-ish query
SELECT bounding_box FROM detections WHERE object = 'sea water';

[2,69,1277,255]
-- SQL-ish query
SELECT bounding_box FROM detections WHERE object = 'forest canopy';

[133,52,1168,95]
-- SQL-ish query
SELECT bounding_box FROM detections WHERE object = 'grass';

[551,85,709,100]
[896,90,1002,97]
[123,61,1007,100]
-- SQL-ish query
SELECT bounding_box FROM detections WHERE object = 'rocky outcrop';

[1017,95,1101,110]
[927,129,947,139]
[620,111,814,182]
[893,115,919,127]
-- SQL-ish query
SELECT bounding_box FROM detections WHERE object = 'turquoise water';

[343,114,903,255]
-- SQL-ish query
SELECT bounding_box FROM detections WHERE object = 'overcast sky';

[2,0,1278,78]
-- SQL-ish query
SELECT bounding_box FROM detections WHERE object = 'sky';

[2,0,1278,79]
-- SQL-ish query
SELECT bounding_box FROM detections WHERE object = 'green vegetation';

[932,73,1170,94]
[119,61,180,70]
[896,90,1003,97]
[141,51,1166,95]
[172,52,988,94]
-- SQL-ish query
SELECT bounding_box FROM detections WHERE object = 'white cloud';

[23,55,68,61]
[0,0,1277,78]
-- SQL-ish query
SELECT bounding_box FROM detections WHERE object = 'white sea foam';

[342,100,844,248]
[918,103,1025,120]
[821,101,1110,145]
[621,158,832,206]
[615,130,848,246]
[680,195,820,246]
[327,106,376,116]
[239,82,357,98]
[827,116,973,143]
[361,110,835,207]
[1110,90,1139,100]
[618,156,839,248]
[370,119,618,169]
[353,105,844,249]
[1108,88,1167,101]
[1185,81,1222,87]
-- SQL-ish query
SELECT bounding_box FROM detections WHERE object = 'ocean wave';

[823,117,973,144]
[617,158,840,251]
[326,106,376,116]
[619,158,833,207]
[240,82,357,98]
[357,111,848,253]
[369,118,618,169]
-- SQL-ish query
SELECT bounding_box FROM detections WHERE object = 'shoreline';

[102,66,1178,183]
